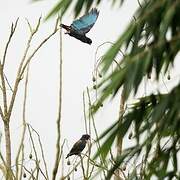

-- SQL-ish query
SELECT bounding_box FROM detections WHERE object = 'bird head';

[80,134,90,141]
[86,38,92,45]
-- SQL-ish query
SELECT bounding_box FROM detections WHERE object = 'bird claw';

[65,30,70,34]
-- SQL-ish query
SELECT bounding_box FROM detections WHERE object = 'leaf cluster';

[43,0,124,19]
[40,0,180,179]
[91,0,180,178]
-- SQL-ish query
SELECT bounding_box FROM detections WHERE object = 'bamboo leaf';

[102,23,136,73]
[74,0,85,17]
[45,0,72,20]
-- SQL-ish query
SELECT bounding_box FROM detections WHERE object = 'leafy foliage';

[92,0,180,178]
[44,0,124,19]
[42,0,180,179]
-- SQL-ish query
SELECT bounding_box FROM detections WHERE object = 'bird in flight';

[66,134,90,159]
[60,8,99,45]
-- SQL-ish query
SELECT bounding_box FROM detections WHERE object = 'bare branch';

[20,26,59,79]
[7,27,34,121]
[52,16,62,180]
[3,73,13,93]
[34,16,42,34]
[27,124,40,179]
[63,155,86,179]
[7,17,59,121]
[83,91,92,178]
[0,64,8,116]
[0,151,6,168]
[28,124,49,180]
[137,0,142,8]
[15,65,29,179]
[23,166,35,179]
[2,18,19,67]
[26,18,33,34]
[0,106,4,121]
[54,15,60,32]
[0,151,16,179]
[80,155,86,179]
[27,165,37,180]
[3,122,12,178]
[87,87,107,178]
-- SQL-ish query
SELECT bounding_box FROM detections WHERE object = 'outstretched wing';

[71,8,99,34]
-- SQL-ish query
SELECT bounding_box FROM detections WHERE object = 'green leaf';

[106,146,141,179]
[85,0,94,13]
[93,116,132,161]
[74,0,85,17]
[102,23,136,73]
[45,0,72,20]
[159,2,176,39]
[93,127,117,161]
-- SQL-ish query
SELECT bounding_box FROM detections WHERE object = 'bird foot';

[64,30,70,34]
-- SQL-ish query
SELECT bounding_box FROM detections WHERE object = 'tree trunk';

[4,121,12,178]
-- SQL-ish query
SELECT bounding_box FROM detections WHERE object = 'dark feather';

[66,140,86,158]
[60,8,99,44]
[66,134,90,158]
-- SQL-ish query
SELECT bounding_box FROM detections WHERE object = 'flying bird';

[60,8,99,45]
[66,134,90,159]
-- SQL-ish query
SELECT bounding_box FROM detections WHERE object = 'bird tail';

[60,24,71,31]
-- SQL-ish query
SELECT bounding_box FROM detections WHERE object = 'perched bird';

[66,134,90,159]
[60,8,99,45]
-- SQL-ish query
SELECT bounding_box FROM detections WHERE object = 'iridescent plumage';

[60,8,99,44]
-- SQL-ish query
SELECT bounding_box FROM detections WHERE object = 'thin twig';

[83,91,92,178]
[7,24,34,121]
[83,92,88,134]
[7,16,60,121]
[3,73,13,92]
[0,152,7,177]
[23,166,35,179]
[88,164,95,179]
[80,155,86,179]
[0,152,15,179]
[86,87,107,178]
[2,18,19,67]
[0,106,4,121]
[0,19,19,123]
[28,124,49,180]
[114,88,125,180]
[82,153,108,171]
[37,162,48,180]
[15,64,29,179]
[7,17,41,122]
[1,19,39,173]
[27,166,37,180]
[63,153,87,179]
[0,64,8,116]
[19,17,59,79]
[137,0,142,8]
[27,124,40,179]
[52,15,62,180]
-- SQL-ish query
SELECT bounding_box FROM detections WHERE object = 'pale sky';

[0,0,180,179]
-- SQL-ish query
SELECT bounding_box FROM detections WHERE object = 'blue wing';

[71,8,99,34]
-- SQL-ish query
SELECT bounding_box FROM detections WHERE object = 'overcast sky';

[0,0,180,179]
